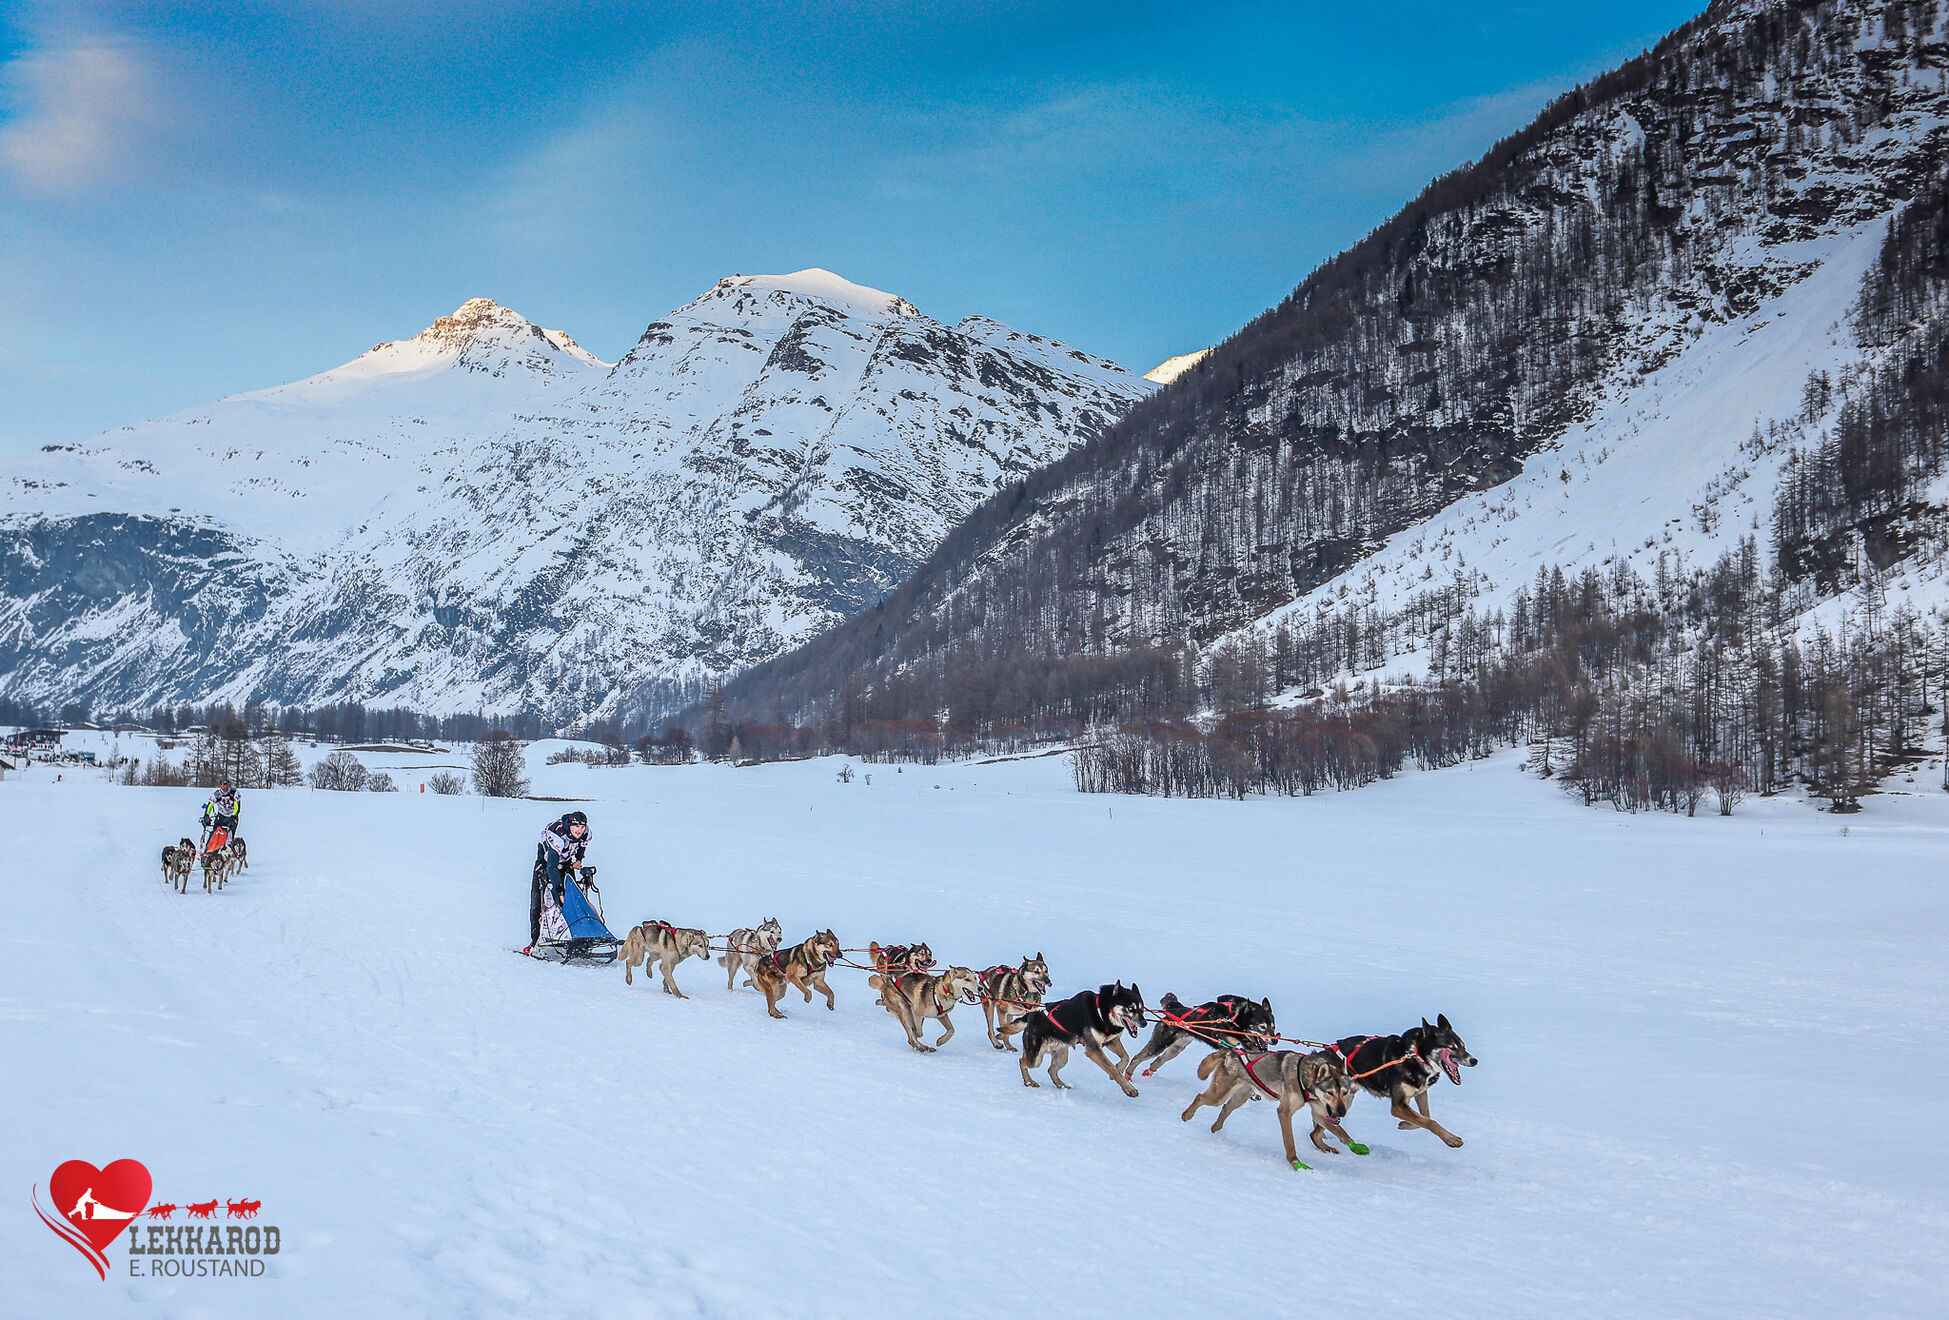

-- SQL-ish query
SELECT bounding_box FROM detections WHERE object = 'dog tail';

[1196,1051,1222,1081]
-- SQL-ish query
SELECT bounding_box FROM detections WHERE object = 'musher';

[202,779,241,848]
[527,810,590,953]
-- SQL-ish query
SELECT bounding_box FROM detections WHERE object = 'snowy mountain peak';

[362,297,607,375]
[1144,349,1209,384]
[711,269,921,322]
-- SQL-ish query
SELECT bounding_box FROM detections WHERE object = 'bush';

[427,771,467,795]
[309,750,369,792]
[367,772,398,792]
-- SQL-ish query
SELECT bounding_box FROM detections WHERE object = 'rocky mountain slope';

[725,0,1949,725]
[0,271,1149,721]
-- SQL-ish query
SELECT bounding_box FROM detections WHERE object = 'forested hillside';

[717,0,1949,810]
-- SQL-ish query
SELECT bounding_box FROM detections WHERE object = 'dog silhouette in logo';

[225,1198,260,1219]
[146,1203,178,1220]
[185,1199,219,1220]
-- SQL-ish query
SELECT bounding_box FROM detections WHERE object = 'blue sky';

[0,1,1704,455]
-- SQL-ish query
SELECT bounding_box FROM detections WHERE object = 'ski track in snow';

[5,746,1946,1317]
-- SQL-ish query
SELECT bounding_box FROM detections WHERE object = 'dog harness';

[1237,1050,1284,1099]
[1334,1036,1419,1082]
[1041,992,1099,1037]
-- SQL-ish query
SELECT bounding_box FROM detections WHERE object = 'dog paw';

[1347,1142,1371,1155]
[1399,1121,1416,1130]
[1444,1136,1464,1148]
[1288,1158,1312,1172]
[1121,1087,1140,1099]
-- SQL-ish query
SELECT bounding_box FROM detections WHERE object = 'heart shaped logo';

[35,1159,151,1278]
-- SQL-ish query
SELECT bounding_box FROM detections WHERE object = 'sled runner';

[528,866,620,965]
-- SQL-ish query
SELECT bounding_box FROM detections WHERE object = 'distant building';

[3,729,63,751]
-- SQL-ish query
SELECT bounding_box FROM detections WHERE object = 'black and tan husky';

[1014,982,1146,1097]
[978,954,1050,1051]
[1124,992,1276,1079]
[868,941,934,1005]
[1332,1015,1478,1148]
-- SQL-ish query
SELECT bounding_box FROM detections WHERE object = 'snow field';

[4,749,1946,1317]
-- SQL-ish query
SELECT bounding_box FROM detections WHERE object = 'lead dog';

[869,965,981,1053]
[162,838,196,892]
[1014,982,1146,1097]
[979,954,1050,1051]
[749,929,841,1020]
[621,921,712,996]
[1332,1015,1477,1148]
[718,917,783,991]
[1182,1049,1359,1168]
[1124,992,1276,1079]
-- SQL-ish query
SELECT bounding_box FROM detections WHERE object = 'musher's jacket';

[203,785,241,824]
[537,817,589,886]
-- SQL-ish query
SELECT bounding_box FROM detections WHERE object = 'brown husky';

[621,921,712,997]
[978,954,1051,1051]
[869,965,981,1053]
[749,929,841,1020]
[1182,1049,1360,1168]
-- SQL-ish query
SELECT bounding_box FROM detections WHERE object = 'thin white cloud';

[0,34,172,196]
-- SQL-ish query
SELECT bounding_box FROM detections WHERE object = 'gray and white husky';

[718,917,783,991]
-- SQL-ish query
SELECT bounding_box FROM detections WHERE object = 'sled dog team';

[617,914,1477,1169]
[157,781,249,894]
[159,833,247,893]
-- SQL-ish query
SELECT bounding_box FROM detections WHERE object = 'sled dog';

[1182,1049,1357,1165]
[162,838,196,892]
[868,964,981,1053]
[867,941,933,1004]
[1125,992,1276,1079]
[978,954,1050,1051]
[1332,1015,1477,1148]
[750,929,842,1020]
[719,917,783,991]
[621,921,712,997]
[1016,982,1146,1096]
[202,839,240,892]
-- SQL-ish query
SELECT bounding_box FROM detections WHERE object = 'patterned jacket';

[537,818,589,882]
[203,785,241,822]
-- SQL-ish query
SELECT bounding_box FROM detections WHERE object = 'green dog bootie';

[1347,1142,1370,1156]
[1289,1157,1312,1171]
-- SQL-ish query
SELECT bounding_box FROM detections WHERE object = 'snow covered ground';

[5,747,1945,1317]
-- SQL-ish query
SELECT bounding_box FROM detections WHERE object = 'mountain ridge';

[0,271,1152,721]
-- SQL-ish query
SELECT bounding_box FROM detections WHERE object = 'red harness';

[1238,1050,1283,1098]
[1041,992,1098,1037]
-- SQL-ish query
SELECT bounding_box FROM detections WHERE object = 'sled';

[528,866,620,966]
